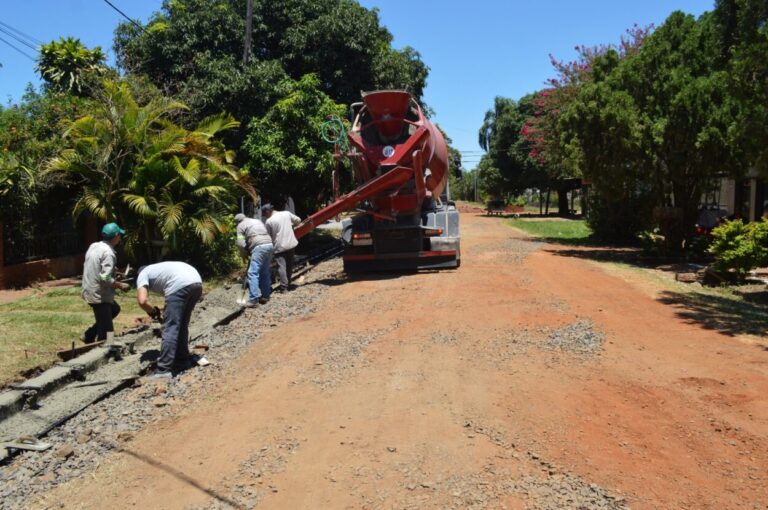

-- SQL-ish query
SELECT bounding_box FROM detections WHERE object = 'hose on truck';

[320,115,349,153]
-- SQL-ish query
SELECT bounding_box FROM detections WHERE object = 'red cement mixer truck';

[294,90,461,272]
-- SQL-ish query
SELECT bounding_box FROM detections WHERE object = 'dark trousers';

[275,249,294,290]
[157,283,203,373]
[84,302,121,343]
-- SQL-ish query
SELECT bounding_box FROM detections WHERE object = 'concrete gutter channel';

[0,285,242,464]
[0,239,343,464]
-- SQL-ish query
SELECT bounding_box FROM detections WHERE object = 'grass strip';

[0,286,152,386]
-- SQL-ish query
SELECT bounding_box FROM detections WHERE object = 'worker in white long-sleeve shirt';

[262,203,301,292]
[81,223,130,343]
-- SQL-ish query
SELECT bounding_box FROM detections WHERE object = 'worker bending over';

[262,203,301,292]
[136,262,203,378]
[234,213,273,306]
[81,223,130,343]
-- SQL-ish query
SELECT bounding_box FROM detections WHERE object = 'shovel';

[236,262,250,306]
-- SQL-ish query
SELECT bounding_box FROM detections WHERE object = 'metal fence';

[3,228,86,266]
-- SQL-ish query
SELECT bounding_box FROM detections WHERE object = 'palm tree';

[47,80,255,261]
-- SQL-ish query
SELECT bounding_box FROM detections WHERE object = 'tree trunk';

[581,185,589,217]
[557,187,569,216]
[545,189,551,215]
[539,189,543,216]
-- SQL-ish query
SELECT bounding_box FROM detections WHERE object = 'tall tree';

[558,51,655,239]
[36,37,108,96]
[521,26,651,216]
[715,0,768,174]
[559,13,735,245]
[242,74,346,215]
[628,12,733,246]
[478,95,547,201]
[113,0,428,118]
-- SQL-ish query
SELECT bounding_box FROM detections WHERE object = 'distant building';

[713,170,767,222]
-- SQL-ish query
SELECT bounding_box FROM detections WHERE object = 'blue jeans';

[248,243,274,301]
[158,283,203,373]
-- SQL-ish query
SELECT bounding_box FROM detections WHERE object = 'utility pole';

[243,0,254,64]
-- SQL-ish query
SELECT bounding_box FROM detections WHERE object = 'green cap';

[101,222,125,239]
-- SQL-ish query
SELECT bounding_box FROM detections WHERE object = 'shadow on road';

[309,268,450,287]
[120,448,245,509]
[657,290,768,337]
[537,240,644,262]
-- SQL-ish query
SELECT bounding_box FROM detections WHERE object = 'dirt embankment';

[3,212,767,509]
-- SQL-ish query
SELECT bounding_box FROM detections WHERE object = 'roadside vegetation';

[457,0,766,260]
[456,0,768,284]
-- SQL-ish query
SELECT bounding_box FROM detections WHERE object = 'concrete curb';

[1,328,159,423]
[0,390,26,422]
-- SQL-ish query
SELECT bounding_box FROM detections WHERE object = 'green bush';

[637,228,665,256]
[709,219,768,280]
[586,189,654,242]
[170,217,242,278]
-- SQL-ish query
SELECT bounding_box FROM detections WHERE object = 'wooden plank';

[56,341,104,362]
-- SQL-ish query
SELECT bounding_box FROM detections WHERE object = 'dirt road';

[32,212,768,509]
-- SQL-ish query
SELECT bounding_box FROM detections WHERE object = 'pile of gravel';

[307,326,392,390]
[510,473,628,510]
[430,330,460,346]
[545,319,605,356]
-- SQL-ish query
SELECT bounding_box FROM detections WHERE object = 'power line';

[0,26,38,52]
[0,20,43,46]
[100,0,146,33]
[0,34,36,61]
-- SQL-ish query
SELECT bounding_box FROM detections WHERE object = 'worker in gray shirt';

[235,213,274,306]
[263,203,301,292]
[81,223,130,343]
[136,262,203,378]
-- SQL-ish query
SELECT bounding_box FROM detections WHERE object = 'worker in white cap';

[234,213,274,306]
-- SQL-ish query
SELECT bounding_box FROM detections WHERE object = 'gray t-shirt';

[136,262,202,297]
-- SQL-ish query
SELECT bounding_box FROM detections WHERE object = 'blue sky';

[1,0,713,168]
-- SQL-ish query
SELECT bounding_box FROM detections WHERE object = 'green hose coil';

[320,115,349,153]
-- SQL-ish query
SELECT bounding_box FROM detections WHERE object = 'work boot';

[244,300,259,308]
[258,297,269,304]
[81,332,97,344]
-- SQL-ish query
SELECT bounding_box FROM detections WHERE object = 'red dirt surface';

[35,213,768,509]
